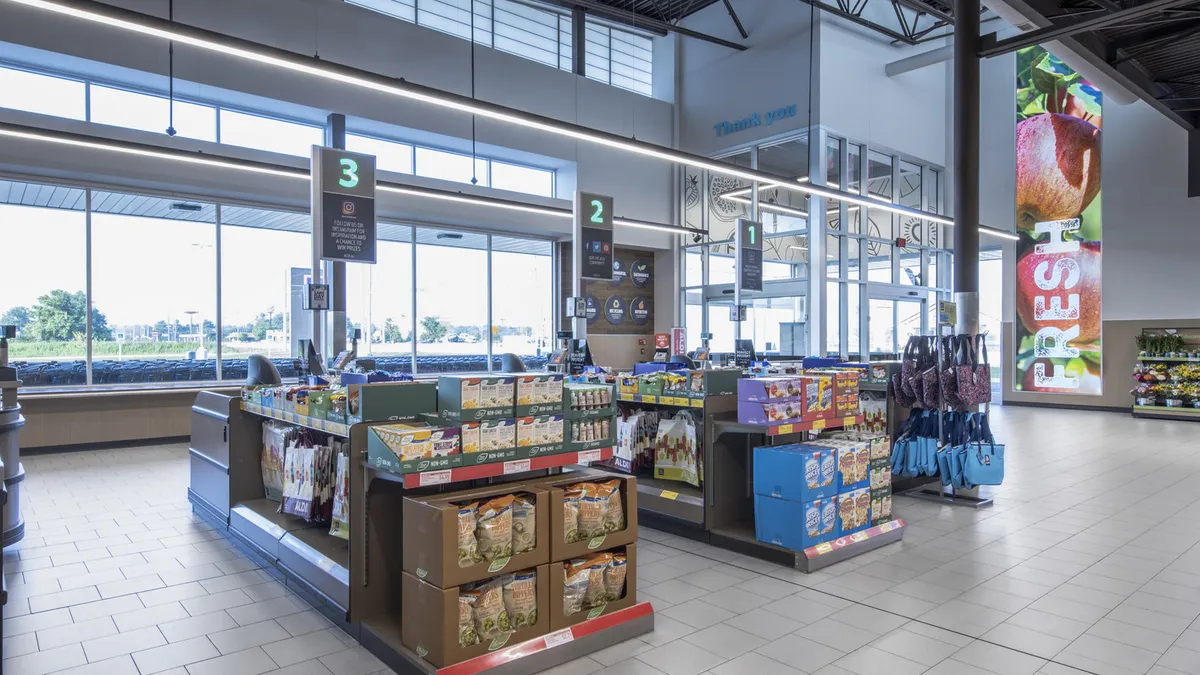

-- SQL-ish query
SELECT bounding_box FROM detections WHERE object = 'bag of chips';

[563,562,589,616]
[563,489,583,543]
[464,578,510,642]
[457,502,482,567]
[565,553,611,612]
[476,495,515,561]
[502,569,538,629]
[600,480,625,532]
[328,452,350,540]
[604,554,627,602]
[512,495,536,555]
[458,594,477,647]
[573,484,609,540]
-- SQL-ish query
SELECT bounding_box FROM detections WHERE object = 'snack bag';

[572,483,610,539]
[512,495,536,555]
[476,495,515,561]
[654,413,701,488]
[563,562,589,615]
[458,594,477,647]
[600,480,625,532]
[457,502,482,567]
[328,452,350,540]
[281,442,315,519]
[502,569,538,628]
[261,423,289,502]
[464,578,510,642]
[604,554,628,602]
[563,489,583,543]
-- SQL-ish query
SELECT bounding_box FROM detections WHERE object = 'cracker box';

[516,415,564,457]
[402,485,550,589]
[870,487,893,525]
[737,376,806,403]
[752,444,839,502]
[869,458,891,490]
[366,424,462,474]
[401,565,550,667]
[438,375,515,422]
[754,494,838,551]
[348,381,438,424]
[737,399,806,426]
[549,544,638,630]
[803,374,835,420]
[837,487,872,536]
[459,419,519,466]
[515,374,564,416]
[531,471,637,562]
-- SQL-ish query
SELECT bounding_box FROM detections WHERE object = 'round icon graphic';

[604,296,626,325]
[612,258,627,285]
[585,295,599,324]
[630,259,652,287]
[630,297,651,326]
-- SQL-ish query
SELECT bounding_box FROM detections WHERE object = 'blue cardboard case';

[754,494,839,551]
[752,444,840,502]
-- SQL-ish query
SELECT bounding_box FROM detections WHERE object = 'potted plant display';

[1136,334,1149,358]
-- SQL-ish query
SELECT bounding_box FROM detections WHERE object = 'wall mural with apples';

[1014,46,1103,395]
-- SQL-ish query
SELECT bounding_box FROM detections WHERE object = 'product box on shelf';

[567,418,613,452]
[820,439,870,491]
[736,399,807,426]
[870,487,892,525]
[688,369,740,398]
[531,471,637,562]
[752,445,838,502]
[366,424,462,474]
[804,374,835,420]
[515,374,565,417]
[347,381,437,424]
[516,415,565,457]
[637,375,664,398]
[459,419,520,466]
[565,385,614,417]
[754,494,838,551]
[837,487,872,536]
[549,543,637,630]
[828,432,890,460]
[737,377,806,403]
[401,564,550,668]
[438,375,516,422]
[869,458,891,490]
[402,485,550,588]
[617,376,639,396]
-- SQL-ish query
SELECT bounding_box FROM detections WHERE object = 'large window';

[3,178,554,389]
[349,0,654,95]
[90,193,218,384]
[0,62,556,198]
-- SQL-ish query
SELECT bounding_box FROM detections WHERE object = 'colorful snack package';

[502,569,538,628]
[476,495,515,561]
[563,562,589,615]
[600,480,625,532]
[458,594,477,647]
[563,489,583,543]
[467,578,510,641]
[572,483,609,539]
[457,501,481,567]
[604,553,628,602]
[512,495,536,555]
[567,553,612,609]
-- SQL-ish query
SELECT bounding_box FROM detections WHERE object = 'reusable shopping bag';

[974,334,993,405]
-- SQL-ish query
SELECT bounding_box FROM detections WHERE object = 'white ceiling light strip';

[0,122,704,235]
[1,0,953,227]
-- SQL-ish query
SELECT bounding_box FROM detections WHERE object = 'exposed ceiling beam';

[981,0,1197,56]
[721,0,749,39]
[795,0,918,43]
[536,0,748,49]
[892,0,955,24]
[1110,17,1200,53]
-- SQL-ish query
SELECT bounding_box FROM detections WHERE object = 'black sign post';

[573,191,614,341]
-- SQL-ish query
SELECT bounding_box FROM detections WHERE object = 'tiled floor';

[6,407,1200,675]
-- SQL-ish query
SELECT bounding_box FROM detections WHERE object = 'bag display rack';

[896,329,1000,509]
[188,390,651,675]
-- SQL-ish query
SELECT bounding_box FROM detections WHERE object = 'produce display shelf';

[714,415,864,437]
[368,447,615,488]
[360,603,655,675]
[616,393,705,408]
[227,498,350,613]
[1132,405,1200,420]
[709,519,904,571]
[242,402,350,436]
[1137,357,1200,362]
[635,475,704,525]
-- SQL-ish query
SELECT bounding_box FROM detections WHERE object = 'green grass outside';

[9,341,209,359]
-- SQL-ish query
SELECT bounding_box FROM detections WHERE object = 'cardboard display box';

[401,565,550,668]
[532,472,638,562]
[515,374,565,417]
[348,381,437,424]
[366,424,462,474]
[438,375,516,422]
[737,377,806,403]
[403,485,550,588]
[549,543,637,630]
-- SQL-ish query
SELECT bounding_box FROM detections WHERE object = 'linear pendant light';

[0,121,705,235]
[0,0,953,228]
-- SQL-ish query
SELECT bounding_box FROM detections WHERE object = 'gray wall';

[0,0,677,229]
[676,0,816,156]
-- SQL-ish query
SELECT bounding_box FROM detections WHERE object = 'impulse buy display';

[402,472,636,666]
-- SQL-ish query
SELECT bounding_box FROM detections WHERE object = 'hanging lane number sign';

[577,192,614,281]
[736,218,763,292]
[314,146,377,264]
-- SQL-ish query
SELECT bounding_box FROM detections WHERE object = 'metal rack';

[188,391,651,675]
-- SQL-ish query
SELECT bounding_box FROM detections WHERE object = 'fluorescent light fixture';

[0,121,705,235]
[980,225,1019,241]
[723,194,810,218]
[788,245,809,251]
[1,0,954,227]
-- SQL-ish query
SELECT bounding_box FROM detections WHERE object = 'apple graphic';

[1016,114,1101,229]
[1016,242,1101,342]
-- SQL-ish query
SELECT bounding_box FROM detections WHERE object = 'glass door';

[865,286,928,359]
[703,280,808,358]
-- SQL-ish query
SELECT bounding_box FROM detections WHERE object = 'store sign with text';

[1013,47,1102,395]
[578,192,613,280]
[314,146,377,264]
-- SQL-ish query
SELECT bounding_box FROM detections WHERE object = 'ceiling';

[585,0,722,22]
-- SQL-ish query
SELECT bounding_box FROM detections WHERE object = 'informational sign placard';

[604,296,626,325]
[672,327,686,356]
[736,218,763,292]
[630,259,652,287]
[576,192,613,281]
[654,334,670,350]
[313,146,377,264]
[584,295,599,324]
[1013,46,1102,395]
[612,258,627,285]
[734,339,755,368]
[568,339,590,375]
[306,283,330,311]
[937,300,957,327]
[629,297,651,325]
